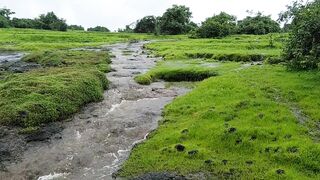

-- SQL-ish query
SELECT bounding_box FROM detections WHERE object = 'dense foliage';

[35,12,67,31]
[283,0,320,70]
[194,12,237,38]
[87,26,110,32]
[237,12,281,35]
[159,5,193,35]
[134,16,156,33]
[68,25,85,31]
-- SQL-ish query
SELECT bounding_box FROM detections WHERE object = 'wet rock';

[132,172,187,180]
[0,147,11,161]
[228,127,237,133]
[25,131,50,142]
[79,114,91,119]
[175,144,185,152]
[0,162,7,172]
[222,160,228,165]
[276,169,285,175]
[188,150,198,156]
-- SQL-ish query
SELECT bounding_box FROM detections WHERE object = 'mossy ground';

[120,34,320,179]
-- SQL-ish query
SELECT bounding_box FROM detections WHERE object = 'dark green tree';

[0,8,15,20]
[194,12,237,38]
[134,16,156,33]
[87,26,110,32]
[11,18,37,28]
[282,0,320,70]
[36,12,67,31]
[68,25,85,31]
[0,8,14,28]
[237,12,281,35]
[159,5,192,35]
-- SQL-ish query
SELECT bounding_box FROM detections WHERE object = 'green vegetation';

[146,34,285,61]
[193,12,237,38]
[237,12,281,35]
[122,63,320,179]
[0,28,174,51]
[0,50,109,127]
[282,0,320,70]
[87,26,110,32]
[134,16,157,33]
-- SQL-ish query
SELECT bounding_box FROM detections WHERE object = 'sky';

[0,0,295,31]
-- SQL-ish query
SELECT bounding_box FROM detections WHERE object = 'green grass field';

[120,34,320,179]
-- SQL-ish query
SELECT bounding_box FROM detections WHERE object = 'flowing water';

[0,42,188,180]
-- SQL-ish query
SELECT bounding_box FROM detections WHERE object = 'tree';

[0,16,10,28]
[282,0,320,70]
[11,18,37,29]
[194,12,237,38]
[36,12,67,31]
[0,8,15,20]
[87,26,110,32]
[237,12,281,35]
[134,16,156,33]
[159,5,192,35]
[68,25,84,31]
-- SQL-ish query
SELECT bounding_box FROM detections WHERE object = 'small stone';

[175,144,185,152]
[188,150,198,156]
[276,169,285,175]
[287,146,299,153]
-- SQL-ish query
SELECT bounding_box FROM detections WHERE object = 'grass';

[120,65,320,179]
[120,33,320,179]
[146,34,286,61]
[135,60,240,85]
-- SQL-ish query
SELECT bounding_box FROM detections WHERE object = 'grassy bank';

[121,65,320,179]
[146,34,286,61]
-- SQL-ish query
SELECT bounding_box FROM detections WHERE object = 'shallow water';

[0,42,188,180]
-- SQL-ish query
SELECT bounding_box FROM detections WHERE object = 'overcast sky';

[1,0,295,31]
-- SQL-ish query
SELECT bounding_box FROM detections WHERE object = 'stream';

[0,42,188,179]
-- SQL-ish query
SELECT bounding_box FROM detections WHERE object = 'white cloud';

[0,0,295,31]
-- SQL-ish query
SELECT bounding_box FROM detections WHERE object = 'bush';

[194,12,237,38]
[0,15,10,28]
[237,12,281,35]
[283,0,320,70]
[68,25,84,31]
[159,5,193,35]
[134,16,156,33]
[35,12,67,31]
[11,18,37,29]
[87,26,110,32]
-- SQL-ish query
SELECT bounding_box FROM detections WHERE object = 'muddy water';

[1,42,188,180]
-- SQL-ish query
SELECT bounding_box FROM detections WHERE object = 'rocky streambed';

[0,42,189,179]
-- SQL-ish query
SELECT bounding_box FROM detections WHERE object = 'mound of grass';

[120,65,320,179]
[135,60,224,85]
[0,67,108,127]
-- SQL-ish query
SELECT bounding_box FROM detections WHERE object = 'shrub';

[237,12,281,35]
[283,0,320,70]
[134,16,156,33]
[87,26,110,32]
[194,12,237,38]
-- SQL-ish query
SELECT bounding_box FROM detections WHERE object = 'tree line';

[0,9,110,32]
